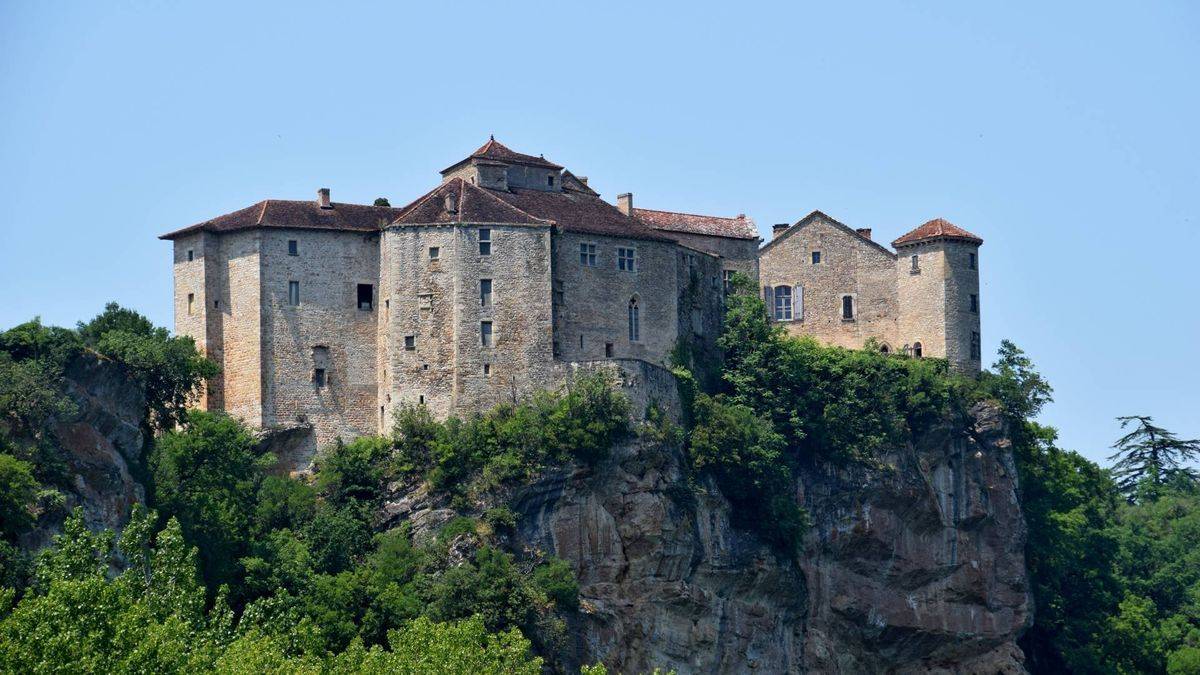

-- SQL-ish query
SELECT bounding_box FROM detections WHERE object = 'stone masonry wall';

[895,240,948,359]
[258,228,379,458]
[665,231,760,281]
[760,217,897,350]
[553,231,680,366]
[215,230,262,426]
[941,240,982,370]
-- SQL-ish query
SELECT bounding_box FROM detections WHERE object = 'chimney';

[317,188,332,209]
[578,176,588,186]
[617,193,633,216]
[444,192,459,214]
[772,223,789,239]
[856,228,873,240]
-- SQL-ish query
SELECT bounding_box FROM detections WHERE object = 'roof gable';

[440,137,563,174]
[759,210,896,259]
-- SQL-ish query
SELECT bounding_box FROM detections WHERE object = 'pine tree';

[1108,415,1200,500]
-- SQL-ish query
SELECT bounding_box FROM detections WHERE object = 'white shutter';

[793,285,803,321]
[763,286,774,320]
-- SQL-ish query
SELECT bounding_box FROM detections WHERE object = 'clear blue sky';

[1,1,1197,464]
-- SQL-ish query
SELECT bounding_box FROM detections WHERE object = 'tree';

[373,197,391,207]
[1109,416,1200,500]
[0,454,38,541]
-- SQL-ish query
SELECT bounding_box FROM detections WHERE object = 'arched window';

[879,344,890,354]
[628,297,640,342]
[773,285,792,321]
[913,341,923,358]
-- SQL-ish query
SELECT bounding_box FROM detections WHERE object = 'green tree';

[0,454,38,541]
[1109,416,1200,501]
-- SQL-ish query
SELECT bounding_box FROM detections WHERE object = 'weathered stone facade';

[759,211,982,371]
[164,141,982,461]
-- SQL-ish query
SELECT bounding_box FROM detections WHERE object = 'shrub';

[532,558,579,611]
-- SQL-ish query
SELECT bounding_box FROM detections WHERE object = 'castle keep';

[162,139,982,455]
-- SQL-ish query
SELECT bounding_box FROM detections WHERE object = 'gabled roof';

[440,137,563,174]
[160,200,399,239]
[391,178,551,226]
[488,187,675,242]
[892,218,983,247]
[633,207,759,241]
[560,170,598,196]
[759,210,895,258]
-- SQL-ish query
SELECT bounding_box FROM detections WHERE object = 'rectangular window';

[314,368,326,387]
[969,252,977,269]
[478,228,492,255]
[187,293,195,315]
[723,270,736,294]
[811,251,822,265]
[483,363,491,376]
[429,246,440,260]
[288,240,298,256]
[773,285,792,321]
[970,294,979,312]
[404,335,415,350]
[547,175,555,187]
[288,281,300,306]
[911,254,920,272]
[480,279,492,307]
[841,295,856,320]
[357,284,373,311]
[187,249,194,262]
[579,243,597,267]
[605,342,614,358]
[617,247,636,272]
[480,321,493,347]
[971,331,981,359]
[628,300,640,341]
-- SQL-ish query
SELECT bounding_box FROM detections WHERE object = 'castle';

[163,139,982,456]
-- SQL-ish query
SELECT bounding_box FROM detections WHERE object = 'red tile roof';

[160,200,399,239]
[440,137,563,174]
[892,218,983,247]
[486,187,675,242]
[391,178,551,226]
[633,207,759,241]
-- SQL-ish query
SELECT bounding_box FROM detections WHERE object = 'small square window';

[288,281,300,306]
[480,321,493,347]
[811,251,822,264]
[617,247,636,272]
[404,335,415,350]
[357,284,373,311]
[479,228,492,256]
[187,249,194,262]
[429,246,440,260]
[288,240,298,256]
[213,299,219,309]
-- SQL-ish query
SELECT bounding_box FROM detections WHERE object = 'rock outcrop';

[503,400,1029,673]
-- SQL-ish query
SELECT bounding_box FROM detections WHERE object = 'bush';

[532,558,579,611]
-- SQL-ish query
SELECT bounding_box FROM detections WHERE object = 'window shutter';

[763,286,774,320]
[793,285,803,321]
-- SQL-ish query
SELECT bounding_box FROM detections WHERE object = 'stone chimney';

[317,188,332,209]
[444,192,459,214]
[856,228,872,240]
[617,193,633,216]
[772,223,789,239]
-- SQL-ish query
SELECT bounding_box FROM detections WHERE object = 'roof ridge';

[256,200,269,225]
[634,206,744,221]
[464,181,553,224]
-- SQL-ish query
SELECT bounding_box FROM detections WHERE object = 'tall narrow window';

[605,342,614,358]
[357,284,373,311]
[811,251,822,265]
[312,346,330,387]
[773,285,792,321]
[288,240,298,256]
[617,247,636,272]
[722,270,736,294]
[913,341,923,358]
[547,175,555,187]
[579,243,597,267]
[478,228,492,255]
[970,294,979,312]
[970,332,981,359]
[187,293,195,315]
[480,279,492,307]
[628,297,640,342]
[288,281,300,306]
[187,249,194,262]
[841,295,855,320]
[910,254,920,272]
[480,321,493,347]
[969,252,977,270]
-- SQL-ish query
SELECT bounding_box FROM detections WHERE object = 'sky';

[1,1,1197,464]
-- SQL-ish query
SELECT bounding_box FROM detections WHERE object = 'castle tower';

[892,218,983,371]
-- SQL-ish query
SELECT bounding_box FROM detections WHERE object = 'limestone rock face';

[24,353,148,550]
[511,401,1030,673]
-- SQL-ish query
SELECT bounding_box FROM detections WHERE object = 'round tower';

[892,218,983,371]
